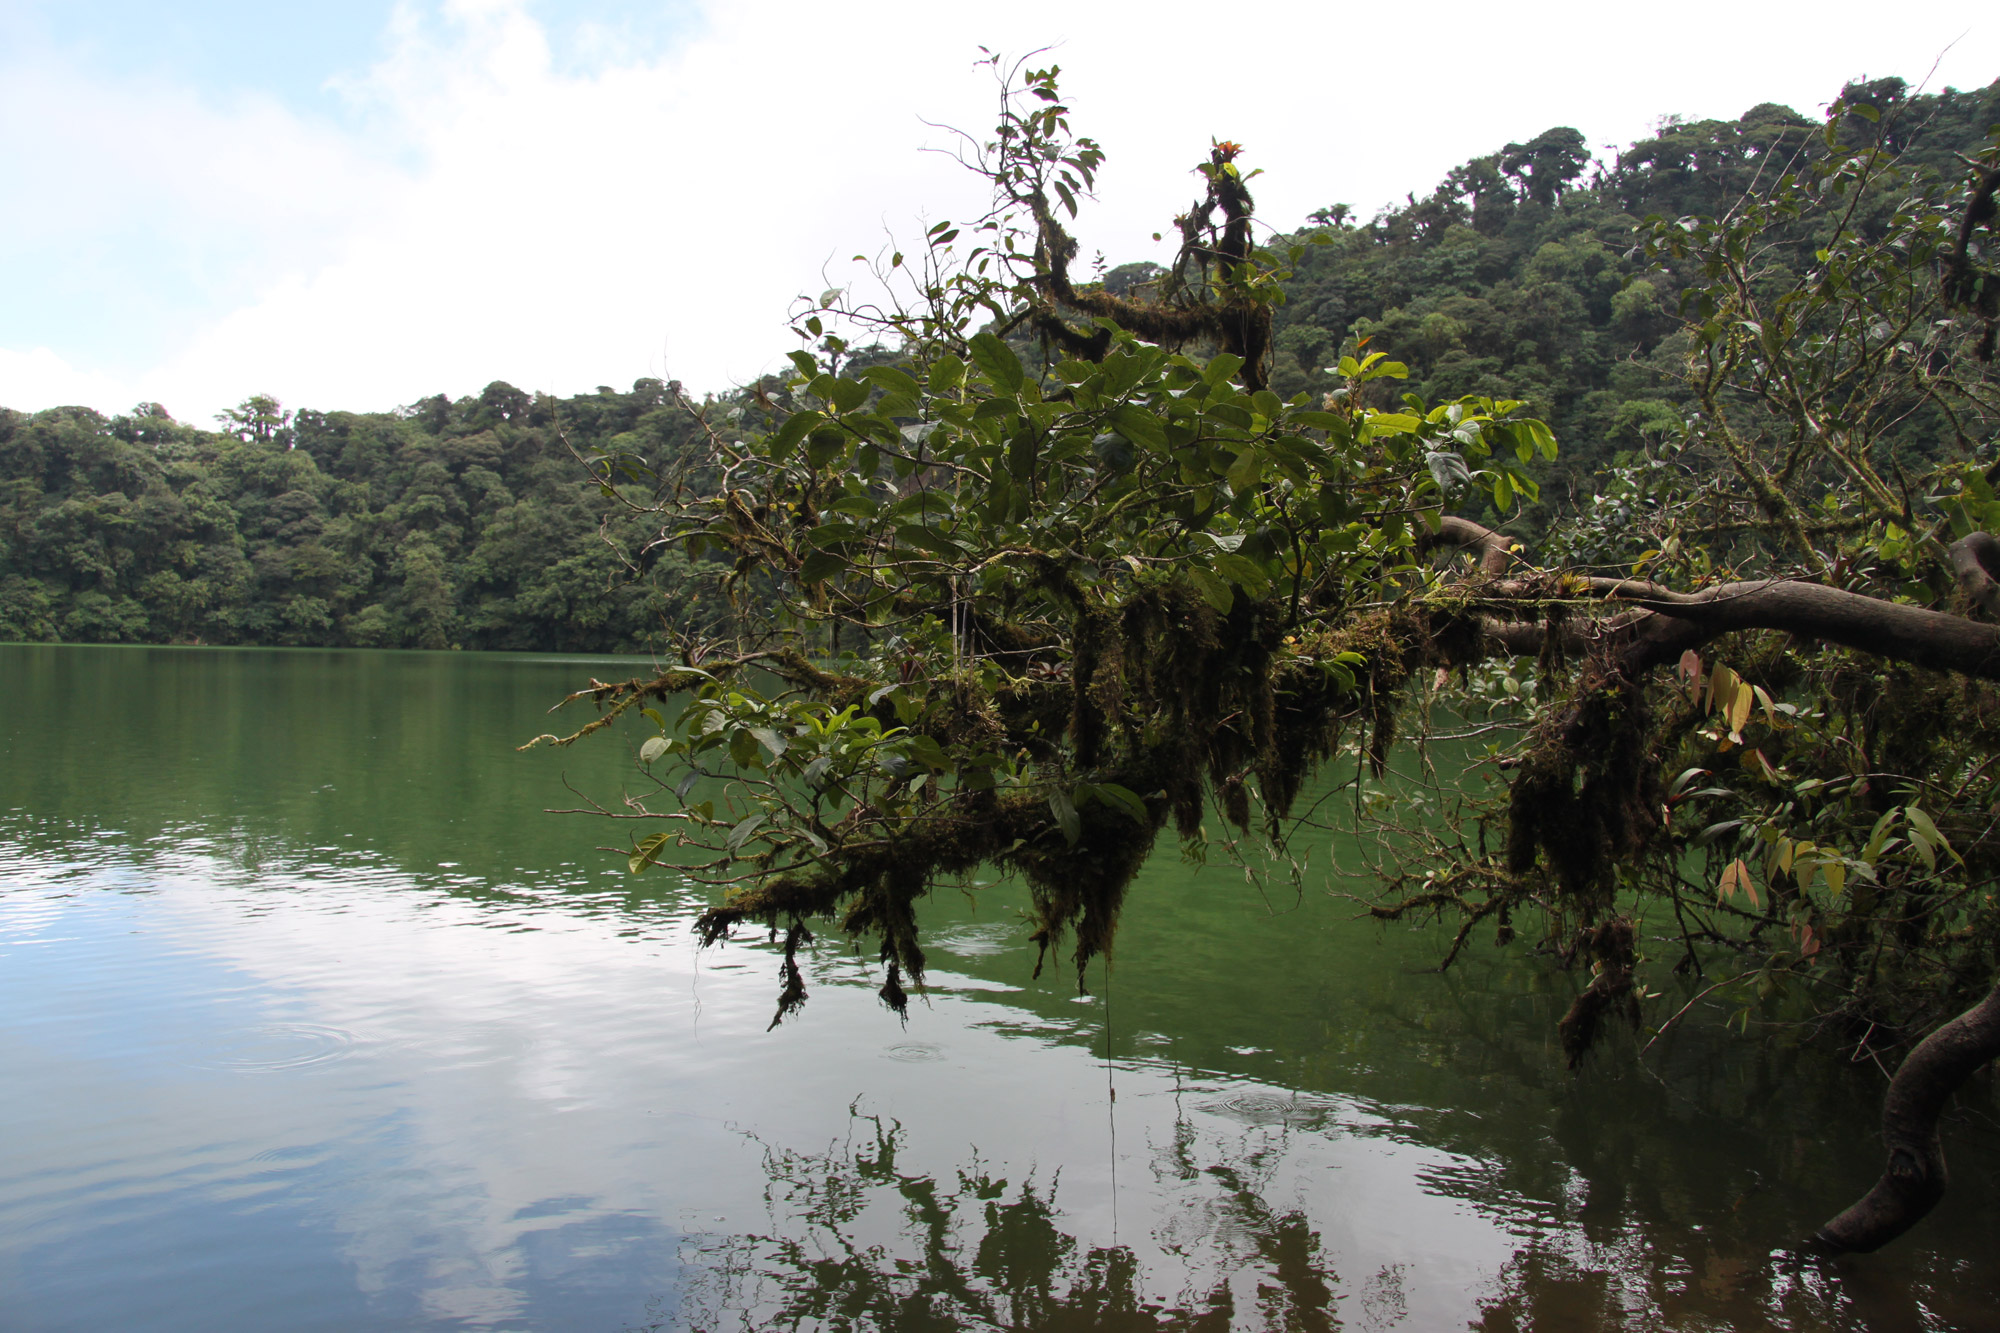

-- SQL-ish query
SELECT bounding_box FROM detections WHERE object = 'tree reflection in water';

[643,1092,1995,1333]
[1467,1216,2000,1333]
[659,1103,1337,1332]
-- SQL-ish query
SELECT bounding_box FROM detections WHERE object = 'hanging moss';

[1505,654,1662,910]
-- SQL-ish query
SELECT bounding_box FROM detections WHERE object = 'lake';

[1,643,1994,1331]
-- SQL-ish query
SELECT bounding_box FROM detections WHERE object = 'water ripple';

[185,1023,357,1073]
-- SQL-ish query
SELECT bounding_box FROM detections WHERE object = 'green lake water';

[0,642,1995,1331]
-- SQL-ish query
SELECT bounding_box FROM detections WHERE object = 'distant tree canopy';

[0,379,730,651]
[1262,74,2000,506]
[9,75,1997,655]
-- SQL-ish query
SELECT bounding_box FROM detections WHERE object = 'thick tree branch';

[1949,530,2000,619]
[1603,576,2000,680]
[1422,516,1513,575]
[1461,546,2000,683]
[1814,981,2000,1253]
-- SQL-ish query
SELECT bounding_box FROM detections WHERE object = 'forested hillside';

[4,73,1996,650]
[1259,74,2000,494]
[0,380,720,651]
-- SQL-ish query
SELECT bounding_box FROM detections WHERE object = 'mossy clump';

[685,567,1442,1023]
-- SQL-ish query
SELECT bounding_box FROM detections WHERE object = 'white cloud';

[0,346,132,414]
[5,0,2000,420]
[0,40,409,380]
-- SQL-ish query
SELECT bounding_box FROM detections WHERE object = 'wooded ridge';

[7,73,1995,651]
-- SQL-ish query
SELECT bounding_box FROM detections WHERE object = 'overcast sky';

[4,0,1998,423]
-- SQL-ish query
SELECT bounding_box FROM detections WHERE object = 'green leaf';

[1186,565,1234,611]
[827,494,881,518]
[1202,353,1245,385]
[807,425,849,468]
[1426,451,1472,496]
[1525,418,1558,461]
[1905,805,1956,863]
[726,812,767,852]
[1090,782,1149,825]
[1048,787,1082,846]
[1907,825,1937,872]
[1101,348,1152,396]
[1366,412,1422,435]
[767,410,819,459]
[905,734,949,770]
[829,378,871,413]
[639,736,671,764]
[897,524,965,559]
[863,365,923,400]
[1089,432,1135,472]
[629,830,675,874]
[969,332,1026,393]
[1212,552,1272,597]
[798,549,850,584]
[1225,446,1262,492]
[1007,429,1038,483]
[929,353,967,395]
[1113,405,1168,453]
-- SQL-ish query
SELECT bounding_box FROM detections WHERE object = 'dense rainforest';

[1284,78,1993,451]
[0,381,718,651]
[3,72,1997,653]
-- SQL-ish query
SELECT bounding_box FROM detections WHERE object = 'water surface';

[2,643,1995,1330]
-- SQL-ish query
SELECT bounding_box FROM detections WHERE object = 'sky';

[3,0,1999,424]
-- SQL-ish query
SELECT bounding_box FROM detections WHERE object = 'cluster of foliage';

[0,380,728,651]
[544,60,1570,1025]
[1256,74,2000,500]
[546,58,2000,1252]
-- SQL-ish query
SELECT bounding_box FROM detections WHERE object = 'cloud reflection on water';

[0,831,1514,1329]
[3,781,1993,1330]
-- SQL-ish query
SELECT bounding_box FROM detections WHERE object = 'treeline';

[1067,75,2000,510]
[0,380,724,651]
[4,75,1997,650]
[1257,75,2000,494]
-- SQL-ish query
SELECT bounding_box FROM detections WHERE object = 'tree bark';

[1814,981,2000,1253]
[1616,577,2000,679]
[1424,516,1514,574]
[1454,533,2000,681]
[1950,530,2000,619]
[1470,569,2000,682]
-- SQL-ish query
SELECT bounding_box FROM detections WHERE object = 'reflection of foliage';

[664,1105,1347,1333]
[1468,1212,2000,1332]
[640,1062,2000,1331]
